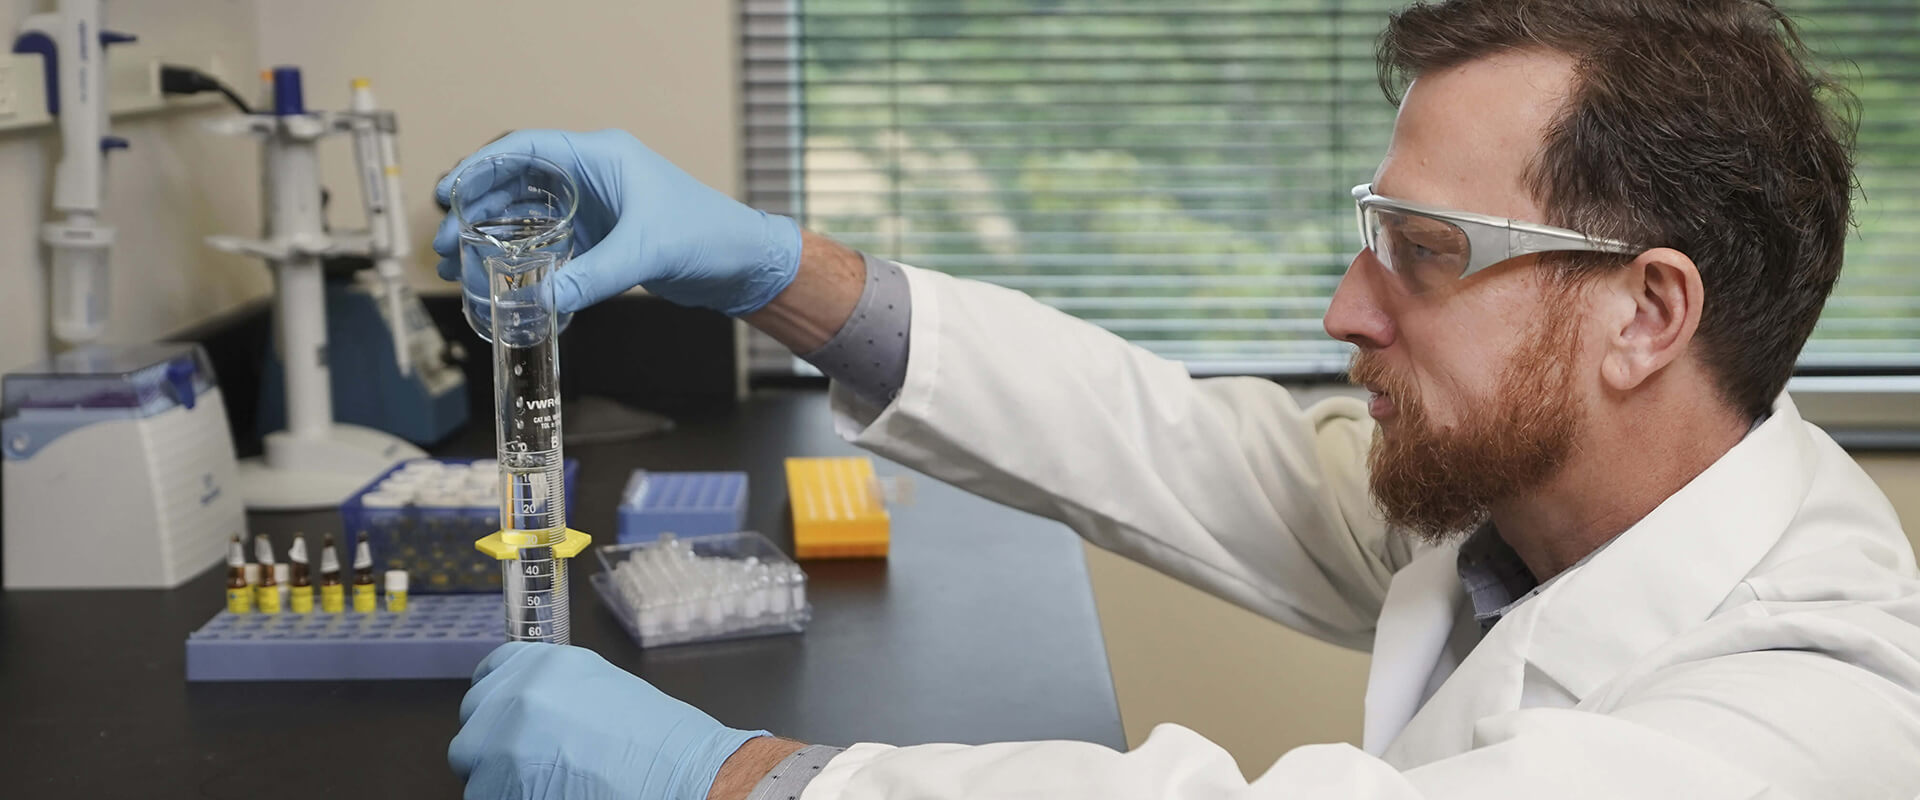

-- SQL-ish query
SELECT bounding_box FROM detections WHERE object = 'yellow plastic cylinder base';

[352,583,376,613]
[321,584,345,613]
[387,590,408,613]
[474,529,592,560]
[290,585,314,614]
[226,587,252,614]
[256,585,282,614]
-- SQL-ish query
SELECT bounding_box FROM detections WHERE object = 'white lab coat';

[805,265,1920,799]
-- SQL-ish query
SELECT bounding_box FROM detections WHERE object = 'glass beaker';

[448,153,579,343]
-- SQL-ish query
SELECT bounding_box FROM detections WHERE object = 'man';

[436,0,1920,797]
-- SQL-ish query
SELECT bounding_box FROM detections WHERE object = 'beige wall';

[0,0,263,374]
[254,0,742,294]
[1087,453,1920,778]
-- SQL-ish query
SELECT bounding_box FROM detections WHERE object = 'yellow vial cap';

[352,582,376,613]
[256,585,281,614]
[226,587,252,614]
[290,585,314,614]
[321,583,345,613]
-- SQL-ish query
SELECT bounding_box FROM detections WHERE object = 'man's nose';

[1323,250,1395,350]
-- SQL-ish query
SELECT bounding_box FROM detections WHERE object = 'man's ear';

[1595,248,1703,392]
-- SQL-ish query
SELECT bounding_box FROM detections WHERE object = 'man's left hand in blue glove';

[450,642,804,800]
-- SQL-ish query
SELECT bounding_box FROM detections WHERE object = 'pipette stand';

[205,67,424,510]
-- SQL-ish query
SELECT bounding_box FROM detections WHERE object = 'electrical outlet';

[0,60,17,120]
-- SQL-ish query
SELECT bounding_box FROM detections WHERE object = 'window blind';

[742,0,1920,377]
[1798,2,1920,371]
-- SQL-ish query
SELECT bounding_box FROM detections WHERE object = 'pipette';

[345,78,414,375]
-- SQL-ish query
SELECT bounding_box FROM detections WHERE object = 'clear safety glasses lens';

[1359,204,1473,294]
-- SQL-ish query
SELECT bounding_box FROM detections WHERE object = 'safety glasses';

[1352,184,1642,294]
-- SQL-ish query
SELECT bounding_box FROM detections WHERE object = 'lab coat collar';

[1371,394,1816,763]
[1520,394,1813,701]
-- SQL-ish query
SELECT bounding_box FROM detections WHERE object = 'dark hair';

[1377,0,1858,419]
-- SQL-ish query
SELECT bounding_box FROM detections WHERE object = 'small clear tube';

[451,153,580,645]
[50,243,110,344]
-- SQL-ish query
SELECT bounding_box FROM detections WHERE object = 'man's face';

[1324,50,1596,541]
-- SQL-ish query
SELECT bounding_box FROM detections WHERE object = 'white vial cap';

[288,536,308,564]
[354,540,373,570]
[376,479,420,499]
[320,544,341,574]
[362,491,409,509]
[385,570,408,593]
[273,563,290,585]
[417,489,465,508]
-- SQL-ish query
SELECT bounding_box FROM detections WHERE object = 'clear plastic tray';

[591,531,809,648]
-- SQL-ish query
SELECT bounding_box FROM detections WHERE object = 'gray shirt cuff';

[744,744,848,800]
[800,254,911,408]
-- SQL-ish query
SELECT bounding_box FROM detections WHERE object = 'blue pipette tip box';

[616,470,749,544]
[185,594,504,681]
[340,458,581,594]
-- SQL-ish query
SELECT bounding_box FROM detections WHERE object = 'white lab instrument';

[2,344,245,588]
[13,0,136,346]
[806,264,1920,798]
[345,77,419,376]
[206,67,426,509]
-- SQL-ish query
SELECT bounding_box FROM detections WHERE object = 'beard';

[1347,297,1585,544]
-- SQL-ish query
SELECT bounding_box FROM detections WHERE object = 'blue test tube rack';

[615,470,750,544]
[340,458,581,593]
[185,594,504,681]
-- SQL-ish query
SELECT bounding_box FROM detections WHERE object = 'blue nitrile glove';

[448,642,768,800]
[432,129,803,317]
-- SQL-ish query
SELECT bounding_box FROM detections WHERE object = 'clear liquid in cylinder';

[481,217,573,644]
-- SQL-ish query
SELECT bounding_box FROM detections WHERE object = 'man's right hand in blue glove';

[431,129,803,318]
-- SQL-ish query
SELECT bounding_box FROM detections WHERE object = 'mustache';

[1347,350,1415,401]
